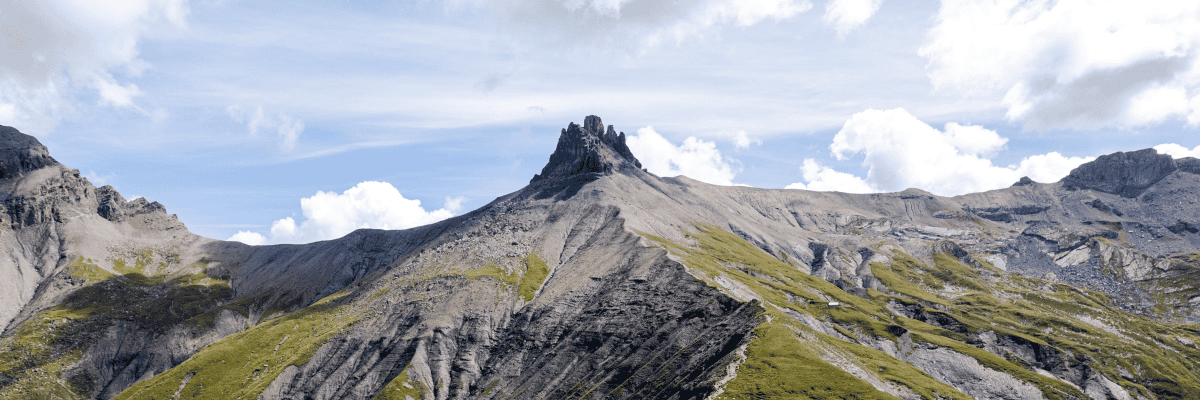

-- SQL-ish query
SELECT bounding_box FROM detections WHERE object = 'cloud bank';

[626,126,740,185]
[0,0,188,134]
[921,0,1200,129]
[788,108,1093,196]
[228,181,465,245]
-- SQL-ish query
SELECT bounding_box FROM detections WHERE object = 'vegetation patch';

[374,365,427,400]
[460,253,553,302]
[518,253,551,302]
[66,257,113,282]
[0,307,93,399]
[714,319,895,400]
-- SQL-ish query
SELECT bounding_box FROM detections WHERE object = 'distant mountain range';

[1,117,1198,399]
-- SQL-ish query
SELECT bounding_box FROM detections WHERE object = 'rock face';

[531,115,642,185]
[0,126,57,180]
[5,120,1200,400]
[1062,148,1182,197]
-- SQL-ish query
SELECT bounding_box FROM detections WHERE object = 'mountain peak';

[1061,148,1179,197]
[0,125,58,180]
[531,115,643,184]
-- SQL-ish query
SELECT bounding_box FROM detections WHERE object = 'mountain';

[1,117,1199,399]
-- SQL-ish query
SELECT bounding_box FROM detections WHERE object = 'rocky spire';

[0,125,58,180]
[531,115,643,184]
[1062,148,1178,198]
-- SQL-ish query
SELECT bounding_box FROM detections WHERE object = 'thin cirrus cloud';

[823,0,882,37]
[625,126,740,186]
[227,181,466,245]
[480,0,813,48]
[0,0,187,135]
[787,108,1094,196]
[920,0,1200,130]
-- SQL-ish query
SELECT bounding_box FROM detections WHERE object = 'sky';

[3,0,1200,245]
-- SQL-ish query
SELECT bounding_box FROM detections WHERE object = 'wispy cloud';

[226,104,305,151]
[0,0,188,135]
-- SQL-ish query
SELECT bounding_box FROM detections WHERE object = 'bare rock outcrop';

[1062,148,1179,198]
[530,115,642,186]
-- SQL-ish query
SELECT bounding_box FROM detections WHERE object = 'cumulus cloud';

[484,0,811,48]
[227,231,267,246]
[226,181,465,245]
[227,104,306,151]
[787,108,1093,196]
[823,0,881,37]
[1154,143,1200,159]
[626,125,740,185]
[784,158,873,193]
[0,0,188,134]
[920,0,1200,130]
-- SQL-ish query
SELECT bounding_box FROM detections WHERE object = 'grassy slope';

[374,365,428,400]
[115,290,361,400]
[644,225,1200,400]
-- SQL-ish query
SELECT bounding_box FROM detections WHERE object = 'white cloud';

[0,0,188,135]
[485,0,811,49]
[227,104,306,151]
[920,0,1200,129]
[787,108,1093,196]
[823,0,881,37]
[1154,143,1200,159]
[226,181,466,245]
[733,130,760,149]
[784,158,873,193]
[626,125,739,185]
[228,231,268,246]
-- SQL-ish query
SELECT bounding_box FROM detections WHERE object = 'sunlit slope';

[643,225,1200,400]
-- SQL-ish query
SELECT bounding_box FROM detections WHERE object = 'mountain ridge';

[1,119,1199,399]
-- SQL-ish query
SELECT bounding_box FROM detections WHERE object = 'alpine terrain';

[2,116,1200,400]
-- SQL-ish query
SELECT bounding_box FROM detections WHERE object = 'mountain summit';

[1063,148,1200,197]
[4,117,1200,399]
[0,125,58,180]
[531,115,643,184]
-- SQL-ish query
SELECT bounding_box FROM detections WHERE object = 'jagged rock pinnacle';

[531,115,643,184]
[1062,148,1178,198]
[0,125,58,180]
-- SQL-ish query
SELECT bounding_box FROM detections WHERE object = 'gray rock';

[1062,148,1177,197]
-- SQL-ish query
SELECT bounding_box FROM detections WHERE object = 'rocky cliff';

[2,118,1200,399]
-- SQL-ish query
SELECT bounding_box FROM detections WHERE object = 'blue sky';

[3,0,1200,244]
